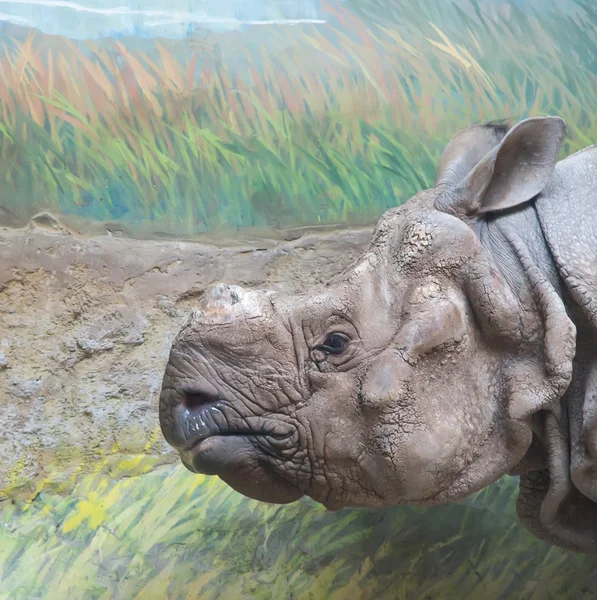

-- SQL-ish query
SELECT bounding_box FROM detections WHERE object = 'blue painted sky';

[0,0,325,39]
[0,0,577,41]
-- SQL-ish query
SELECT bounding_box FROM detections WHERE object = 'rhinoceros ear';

[436,116,567,217]
[435,121,509,189]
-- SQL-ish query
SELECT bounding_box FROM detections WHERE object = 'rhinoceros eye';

[312,333,350,357]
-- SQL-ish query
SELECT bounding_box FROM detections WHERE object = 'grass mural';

[1,0,597,235]
[2,462,597,600]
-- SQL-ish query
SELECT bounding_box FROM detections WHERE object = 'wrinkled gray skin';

[160,116,597,553]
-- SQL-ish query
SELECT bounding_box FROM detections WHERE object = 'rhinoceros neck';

[478,202,564,310]
[535,145,597,332]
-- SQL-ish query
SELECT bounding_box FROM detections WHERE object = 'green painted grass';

[1,464,595,600]
[1,0,597,235]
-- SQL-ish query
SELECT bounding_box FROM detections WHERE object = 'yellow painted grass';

[1,457,596,600]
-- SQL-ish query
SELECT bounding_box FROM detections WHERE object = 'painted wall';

[2,1,597,598]
[0,0,595,237]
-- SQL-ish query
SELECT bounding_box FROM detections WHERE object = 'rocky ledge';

[0,216,373,499]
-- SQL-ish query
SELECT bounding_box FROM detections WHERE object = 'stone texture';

[0,221,372,498]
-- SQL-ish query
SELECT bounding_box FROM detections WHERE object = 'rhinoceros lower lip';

[181,430,265,453]
[180,433,278,476]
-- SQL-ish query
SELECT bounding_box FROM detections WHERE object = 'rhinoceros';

[159,116,597,553]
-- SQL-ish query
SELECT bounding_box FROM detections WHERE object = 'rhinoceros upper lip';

[182,425,263,452]
[179,401,244,451]
[178,398,295,453]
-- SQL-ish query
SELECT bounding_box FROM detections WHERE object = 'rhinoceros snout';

[160,282,282,451]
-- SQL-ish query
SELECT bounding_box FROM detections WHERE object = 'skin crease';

[159,116,597,553]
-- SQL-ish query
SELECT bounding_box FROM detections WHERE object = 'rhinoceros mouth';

[163,388,295,475]
[179,423,297,482]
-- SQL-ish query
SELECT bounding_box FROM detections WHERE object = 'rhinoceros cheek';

[395,421,464,499]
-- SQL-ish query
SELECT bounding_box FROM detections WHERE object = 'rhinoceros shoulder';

[531,143,597,554]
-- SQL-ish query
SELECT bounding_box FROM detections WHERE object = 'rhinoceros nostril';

[183,390,219,410]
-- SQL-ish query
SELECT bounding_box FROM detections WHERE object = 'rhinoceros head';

[159,117,574,519]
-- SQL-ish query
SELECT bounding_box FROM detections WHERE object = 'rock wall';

[0,219,372,498]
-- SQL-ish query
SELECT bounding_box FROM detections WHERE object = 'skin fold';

[159,116,597,553]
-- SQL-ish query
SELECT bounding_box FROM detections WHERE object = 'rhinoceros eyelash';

[312,344,337,355]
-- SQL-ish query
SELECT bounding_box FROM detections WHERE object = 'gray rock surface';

[0,220,371,498]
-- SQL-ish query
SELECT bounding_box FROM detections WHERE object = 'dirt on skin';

[0,214,372,500]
